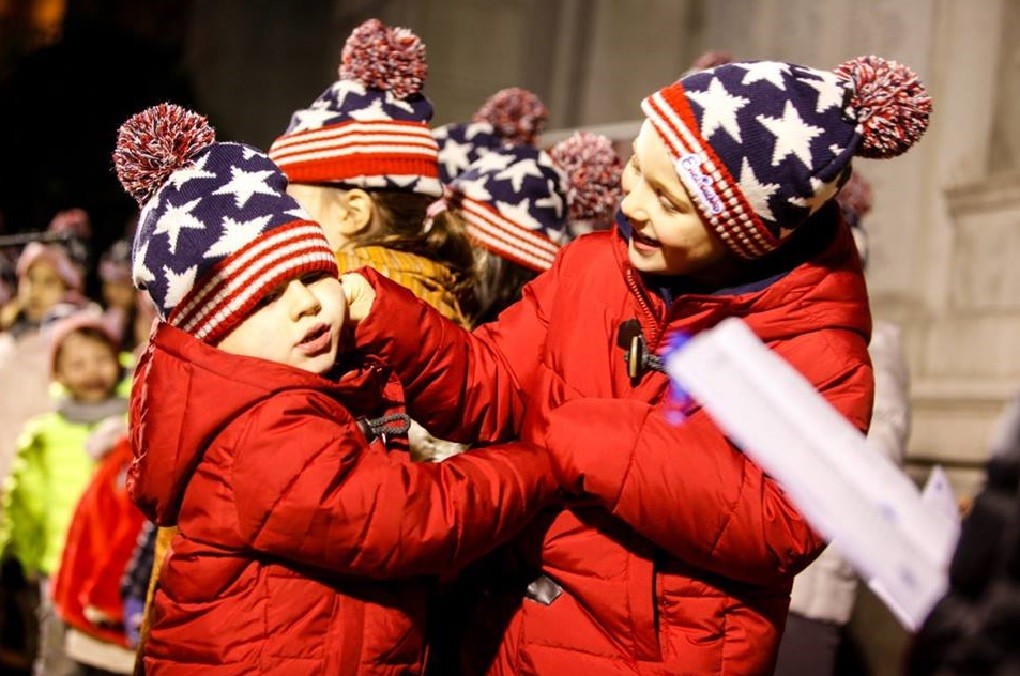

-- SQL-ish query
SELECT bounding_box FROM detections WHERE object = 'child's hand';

[340,273,376,323]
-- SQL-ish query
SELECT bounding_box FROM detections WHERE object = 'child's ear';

[337,189,374,237]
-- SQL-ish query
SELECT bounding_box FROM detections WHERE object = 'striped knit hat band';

[458,195,560,272]
[270,118,439,190]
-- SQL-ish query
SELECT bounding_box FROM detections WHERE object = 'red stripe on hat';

[273,152,440,186]
[460,198,558,272]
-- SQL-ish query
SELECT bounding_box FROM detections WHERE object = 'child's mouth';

[631,229,661,251]
[296,323,332,356]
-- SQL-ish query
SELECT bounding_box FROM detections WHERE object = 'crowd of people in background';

[0,13,1016,676]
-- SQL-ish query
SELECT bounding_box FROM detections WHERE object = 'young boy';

[339,56,931,674]
[113,104,558,674]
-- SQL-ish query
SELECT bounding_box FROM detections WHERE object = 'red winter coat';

[353,214,874,675]
[52,436,145,647]
[127,323,558,675]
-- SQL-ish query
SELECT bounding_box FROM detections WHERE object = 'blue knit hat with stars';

[642,55,931,259]
[447,145,566,272]
[114,104,338,345]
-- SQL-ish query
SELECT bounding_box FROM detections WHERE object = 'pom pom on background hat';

[270,18,441,197]
[113,104,337,345]
[642,54,931,260]
[434,88,549,184]
[549,131,624,231]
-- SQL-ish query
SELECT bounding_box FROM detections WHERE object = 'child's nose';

[287,280,321,320]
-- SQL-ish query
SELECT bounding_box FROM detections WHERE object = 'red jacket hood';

[610,207,872,346]
[128,322,388,525]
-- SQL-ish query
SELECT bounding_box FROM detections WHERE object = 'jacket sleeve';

[0,424,46,572]
[545,343,874,586]
[351,263,558,443]
[230,393,559,578]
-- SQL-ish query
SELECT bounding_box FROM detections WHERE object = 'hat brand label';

[676,153,723,215]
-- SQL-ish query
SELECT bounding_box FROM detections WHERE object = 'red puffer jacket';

[353,215,873,675]
[127,323,559,675]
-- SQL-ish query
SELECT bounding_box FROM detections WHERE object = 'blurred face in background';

[103,278,137,313]
[20,260,66,323]
[54,330,121,403]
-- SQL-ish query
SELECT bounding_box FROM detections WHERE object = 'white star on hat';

[457,175,493,202]
[290,108,339,133]
[757,101,824,168]
[162,263,198,311]
[788,175,841,214]
[349,99,388,121]
[496,198,543,232]
[737,61,792,90]
[802,73,844,112]
[534,179,564,218]
[286,207,311,220]
[737,157,780,222]
[330,80,367,111]
[440,138,474,178]
[211,167,278,209]
[471,151,515,174]
[385,91,415,114]
[686,77,750,143]
[153,197,205,254]
[205,214,272,259]
[167,152,216,190]
[464,122,493,140]
[132,240,155,287]
[495,158,544,192]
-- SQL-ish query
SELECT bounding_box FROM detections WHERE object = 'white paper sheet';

[664,318,959,631]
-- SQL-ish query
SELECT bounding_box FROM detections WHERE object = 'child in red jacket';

[113,104,558,674]
[340,56,931,674]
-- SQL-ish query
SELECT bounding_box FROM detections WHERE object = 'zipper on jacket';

[625,269,661,342]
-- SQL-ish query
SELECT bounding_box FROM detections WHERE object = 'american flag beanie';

[448,131,621,272]
[433,88,548,184]
[641,55,931,259]
[113,104,338,345]
[269,19,441,198]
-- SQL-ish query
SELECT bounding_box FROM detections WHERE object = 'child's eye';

[302,271,329,285]
[255,287,285,310]
[659,196,678,213]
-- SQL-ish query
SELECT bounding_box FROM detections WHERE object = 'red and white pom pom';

[338,18,427,100]
[549,132,624,223]
[473,88,548,146]
[834,55,932,159]
[113,104,215,205]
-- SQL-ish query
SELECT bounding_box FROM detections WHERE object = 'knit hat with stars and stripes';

[269,19,442,198]
[113,104,338,345]
[641,55,931,260]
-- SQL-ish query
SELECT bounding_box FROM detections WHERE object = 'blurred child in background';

[0,315,126,675]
